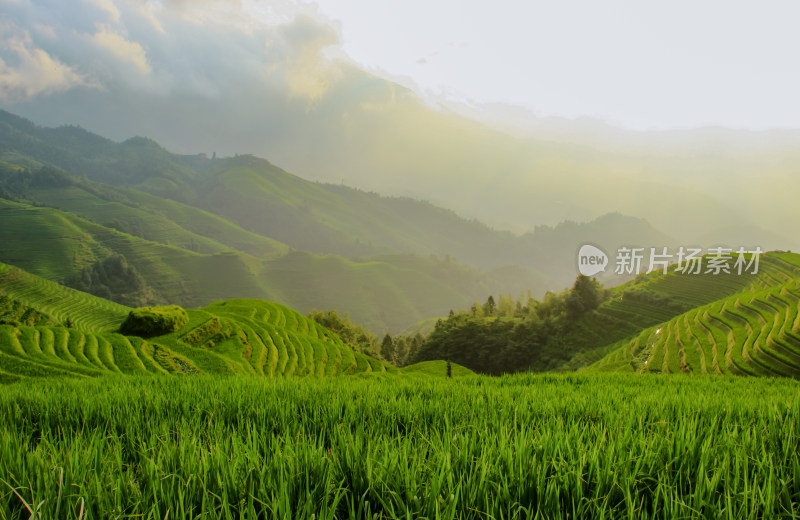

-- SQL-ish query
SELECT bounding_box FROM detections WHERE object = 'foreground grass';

[0,374,799,519]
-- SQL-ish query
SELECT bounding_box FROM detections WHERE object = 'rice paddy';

[3,254,800,518]
[593,277,800,377]
[1,374,798,519]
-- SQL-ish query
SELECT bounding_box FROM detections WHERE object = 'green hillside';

[25,174,290,258]
[0,262,393,381]
[586,252,800,376]
[0,110,520,267]
[414,252,800,375]
[0,262,128,331]
[0,197,271,307]
[0,109,671,285]
[0,197,548,331]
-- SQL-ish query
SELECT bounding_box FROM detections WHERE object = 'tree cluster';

[67,254,157,307]
[412,275,609,375]
[120,305,189,337]
[379,332,425,367]
[308,309,425,367]
[308,309,382,358]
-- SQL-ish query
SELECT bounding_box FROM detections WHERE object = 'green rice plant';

[676,315,702,373]
[324,340,340,377]
[16,327,41,357]
[663,322,681,373]
[1,374,799,519]
[94,335,119,373]
[37,327,55,358]
[106,334,147,374]
[750,297,800,376]
[278,332,295,376]
[707,310,740,374]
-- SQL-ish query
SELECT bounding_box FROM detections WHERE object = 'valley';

[1,3,800,514]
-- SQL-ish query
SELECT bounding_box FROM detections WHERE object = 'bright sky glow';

[311,0,800,130]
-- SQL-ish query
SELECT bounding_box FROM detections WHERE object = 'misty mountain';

[0,109,684,331]
[2,0,798,254]
[0,110,675,287]
[9,60,800,252]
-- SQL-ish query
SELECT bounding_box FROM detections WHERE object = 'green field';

[577,252,800,357]
[3,109,800,520]
[0,262,394,380]
[1,374,799,519]
[589,253,800,377]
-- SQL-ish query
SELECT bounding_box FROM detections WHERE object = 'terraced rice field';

[594,253,800,334]
[567,253,800,372]
[0,324,193,381]
[592,278,800,377]
[0,262,129,331]
[154,299,396,378]
[0,263,392,380]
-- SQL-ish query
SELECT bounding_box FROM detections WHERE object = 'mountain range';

[0,109,674,332]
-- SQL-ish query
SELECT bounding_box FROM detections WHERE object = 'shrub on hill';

[308,309,381,357]
[120,305,189,337]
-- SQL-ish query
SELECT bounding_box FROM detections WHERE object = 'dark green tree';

[571,275,604,313]
[394,336,410,366]
[483,295,496,316]
[381,334,394,362]
[413,276,610,375]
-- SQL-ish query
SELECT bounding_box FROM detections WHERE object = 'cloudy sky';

[2,0,799,242]
[2,0,800,132]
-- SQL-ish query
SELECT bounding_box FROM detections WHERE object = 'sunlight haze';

[311,0,800,131]
[1,0,799,245]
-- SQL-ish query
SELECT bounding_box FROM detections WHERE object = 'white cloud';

[87,24,151,75]
[125,0,165,34]
[0,26,93,102]
[86,0,121,22]
[274,14,342,101]
[0,0,351,102]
